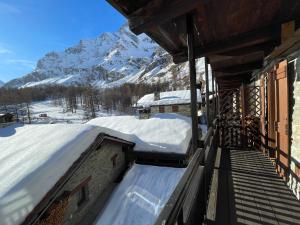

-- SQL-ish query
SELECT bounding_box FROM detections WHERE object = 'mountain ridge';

[5,24,205,89]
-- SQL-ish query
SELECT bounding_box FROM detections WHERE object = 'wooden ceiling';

[107,0,300,88]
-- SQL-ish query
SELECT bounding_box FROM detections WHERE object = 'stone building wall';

[150,104,192,117]
[63,141,126,225]
[178,105,192,117]
[37,140,127,225]
[289,57,300,199]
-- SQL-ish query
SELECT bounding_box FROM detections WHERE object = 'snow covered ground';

[95,164,185,225]
[29,101,192,154]
[30,100,86,123]
[88,113,192,154]
[29,100,114,124]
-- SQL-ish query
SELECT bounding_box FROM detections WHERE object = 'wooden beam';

[173,24,281,63]
[217,77,245,88]
[213,61,263,75]
[217,75,246,80]
[215,41,279,57]
[187,14,198,151]
[209,51,264,69]
[128,0,201,35]
[281,20,295,43]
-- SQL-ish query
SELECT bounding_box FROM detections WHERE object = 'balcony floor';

[205,149,300,225]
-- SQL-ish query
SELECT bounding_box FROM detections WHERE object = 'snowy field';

[95,164,185,225]
[29,100,115,124]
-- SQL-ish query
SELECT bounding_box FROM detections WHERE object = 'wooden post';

[205,57,210,127]
[187,13,198,151]
[217,82,220,116]
[212,72,215,119]
[215,78,219,115]
[241,83,246,149]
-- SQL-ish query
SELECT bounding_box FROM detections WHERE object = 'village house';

[0,113,14,124]
[34,135,134,225]
[136,90,202,118]
[106,1,300,224]
[0,124,134,225]
[255,36,300,198]
[0,114,192,225]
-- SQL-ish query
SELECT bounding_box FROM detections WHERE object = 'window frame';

[172,105,179,112]
[77,184,89,208]
[159,106,165,113]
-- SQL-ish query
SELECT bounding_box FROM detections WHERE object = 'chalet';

[0,113,14,124]
[39,113,48,118]
[0,114,192,225]
[106,0,300,225]
[0,124,134,225]
[136,90,202,118]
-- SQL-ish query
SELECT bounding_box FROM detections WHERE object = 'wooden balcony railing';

[154,118,219,225]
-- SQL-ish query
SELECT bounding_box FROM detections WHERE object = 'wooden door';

[275,60,289,177]
[267,71,276,157]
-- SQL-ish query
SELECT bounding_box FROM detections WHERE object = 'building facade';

[136,90,202,118]
[252,49,300,199]
[27,136,134,225]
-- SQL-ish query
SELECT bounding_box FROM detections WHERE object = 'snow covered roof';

[87,114,191,154]
[136,90,202,107]
[0,124,102,225]
[95,164,185,225]
[0,114,191,225]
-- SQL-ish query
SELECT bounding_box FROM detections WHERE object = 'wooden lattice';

[219,88,242,148]
[244,86,261,150]
[219,86,261,150]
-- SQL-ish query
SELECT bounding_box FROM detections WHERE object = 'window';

[111,153,118,168]
[172,105,179,112]
[159,106,165,113]
[77,185,88,207]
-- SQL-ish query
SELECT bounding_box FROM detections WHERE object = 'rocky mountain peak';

[4,24,205,89]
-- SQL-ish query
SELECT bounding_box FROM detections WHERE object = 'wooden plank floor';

[205,149,300,225]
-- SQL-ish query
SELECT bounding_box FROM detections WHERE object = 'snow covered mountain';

[5,24,205,89]
[0,80,4,87]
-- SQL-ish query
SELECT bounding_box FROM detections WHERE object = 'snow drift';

[87,114,192,154]
[95,164,185,225]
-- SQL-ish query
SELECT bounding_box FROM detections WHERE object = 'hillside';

[5,24,205,89]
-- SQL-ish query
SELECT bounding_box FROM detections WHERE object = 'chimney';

[154,91,160,101]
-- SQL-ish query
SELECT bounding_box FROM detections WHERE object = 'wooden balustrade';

[154,119,219,225]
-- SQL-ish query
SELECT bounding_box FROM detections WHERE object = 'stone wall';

[289,57,300,199]
[150,104,192,117]
[38,140,127,225]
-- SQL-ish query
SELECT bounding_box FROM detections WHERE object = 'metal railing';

[155,119,219,225]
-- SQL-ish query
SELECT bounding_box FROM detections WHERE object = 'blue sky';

[0,0,125,82]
